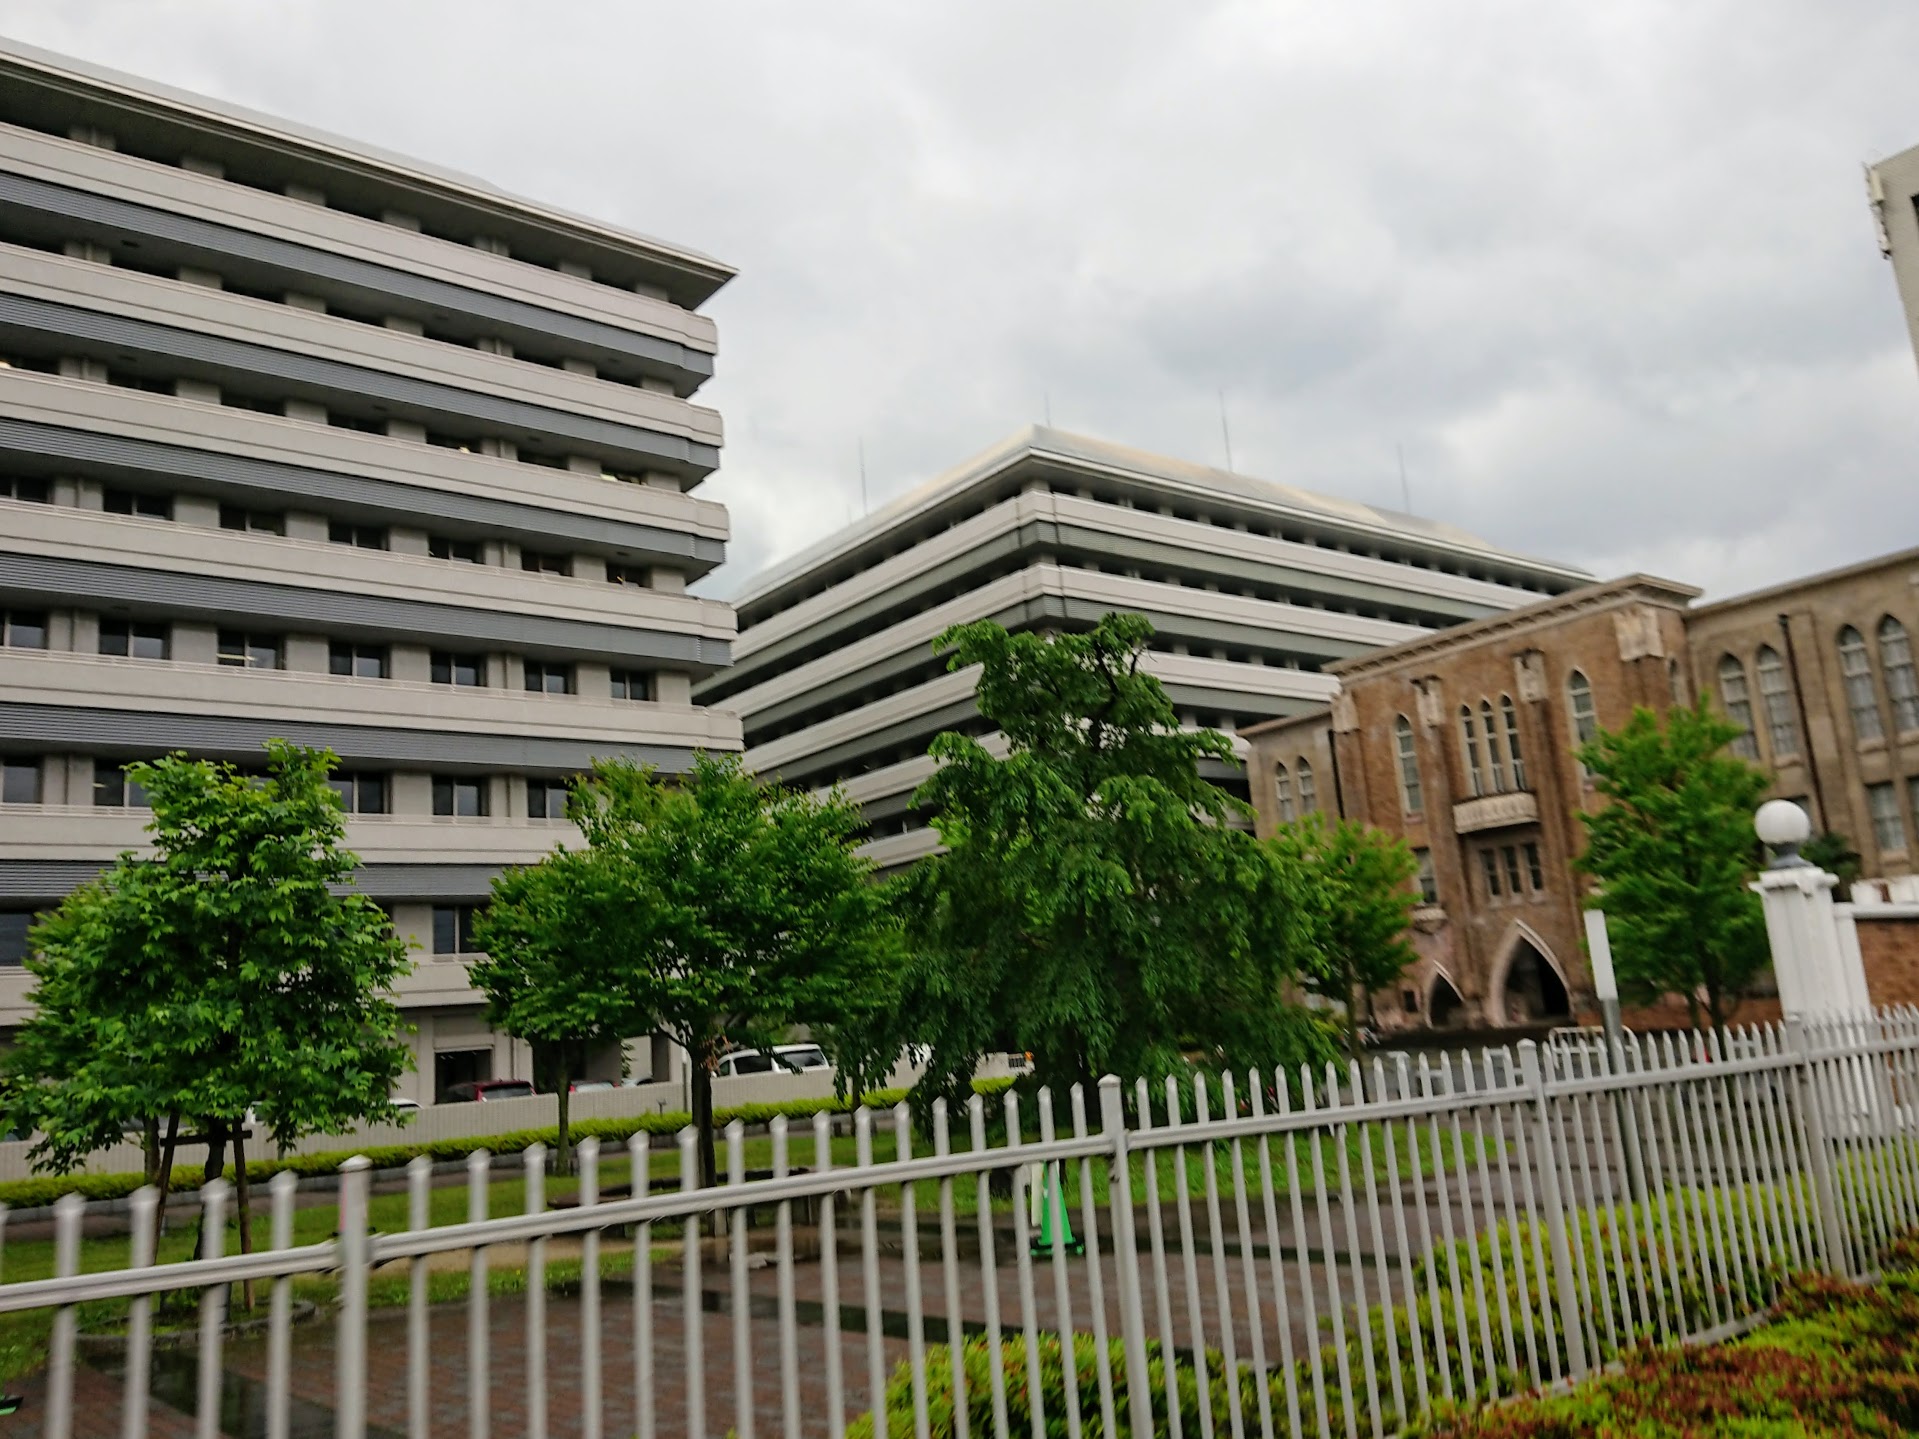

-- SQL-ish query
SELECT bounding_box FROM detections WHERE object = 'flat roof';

[736,425,1592,607]
[1326,573,1702,679]
[0,36,735,295]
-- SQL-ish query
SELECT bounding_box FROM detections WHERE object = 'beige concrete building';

[1868,142,1919,378]
[0,40,740,1098]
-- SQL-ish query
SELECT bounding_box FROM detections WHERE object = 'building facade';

[1244,577,1700,1033]
[1685,545,1919,882]
[698,427,1590,868]
[1868,141,1919,379]
[0,40,740,1099]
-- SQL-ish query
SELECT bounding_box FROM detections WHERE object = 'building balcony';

[1452,790,1539,834]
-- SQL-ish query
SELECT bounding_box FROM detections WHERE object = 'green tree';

[1,741,413,1266]
[470,843,633,1174]
[841,614,1323,1108]
[477,754,896,1188]
[1270,813,1419,1058]
[1575,698,1773,1033]
[1801,831,1863,899]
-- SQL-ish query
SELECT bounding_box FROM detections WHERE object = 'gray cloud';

[6,0,1915,600]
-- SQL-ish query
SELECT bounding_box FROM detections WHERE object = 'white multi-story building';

[698,427,1590,869]
[0,39,739,1099]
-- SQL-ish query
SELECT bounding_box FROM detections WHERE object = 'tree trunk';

[142,1116,160,1186]
[691,1044,718,1192]
[1347,971,1365,1062]
[202,1116,229,1188]
[153,1112,180,1256]
[556,1076,572,1177]
[232,1121,255,1311]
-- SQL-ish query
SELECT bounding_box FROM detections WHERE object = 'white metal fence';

[2,1011,1916,1437]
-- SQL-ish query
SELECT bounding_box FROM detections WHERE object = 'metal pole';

[1100,1076,1155,1439]
[337,1156,371,1439]
[1519,1040,1589,1379]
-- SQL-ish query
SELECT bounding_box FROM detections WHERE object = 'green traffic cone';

[1030,1161,1084,1256]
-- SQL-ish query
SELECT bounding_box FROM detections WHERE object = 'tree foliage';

[474,753,897,1187]
[841,614,1325,1108]
[1,741,412,1261]
[1575,698,1773,1031]
[1269,813,1419,1056]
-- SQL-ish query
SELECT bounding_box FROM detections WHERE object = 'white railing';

[2,1012,1917,1437]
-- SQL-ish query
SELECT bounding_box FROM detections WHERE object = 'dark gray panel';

[0,553,731,670]
[758,697,980,788]
[0,294,721,475]
[0,173,714,383]
[0,418,725,570]
[0,858,503,901]
[0,701,709,772]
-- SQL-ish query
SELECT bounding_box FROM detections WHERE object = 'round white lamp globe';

[1755,799,1812,852]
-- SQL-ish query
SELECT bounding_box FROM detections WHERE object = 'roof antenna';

[858,437,869,517]
[1217,388,1234,472]
[1397,442,1411,512]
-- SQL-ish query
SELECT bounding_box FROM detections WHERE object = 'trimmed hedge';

[0,1077,1018,1209]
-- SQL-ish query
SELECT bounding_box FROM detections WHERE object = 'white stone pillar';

[1751,800,1872,1021]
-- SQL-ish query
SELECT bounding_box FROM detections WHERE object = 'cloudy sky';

[7,0,1917,600]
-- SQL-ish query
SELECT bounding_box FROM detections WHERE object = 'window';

[1296,759,1316,814]
[1401,988,1419,1016]
[1480,700,1507,793]
[328,520,387,550]
[93,762,148,808]
[1,477,50,504]
[1756,646,1799,759]
[99,619,168,660]
[1,608,47,649]
[1838,627,1883,743]
[1274,763,1295,822]
[104,487,170,519]
[607,562,653,588]
[1501,696,1527,790]
[429,535,483,564]
[1524,841,1545,891]
[329,642,389,680]
[1479,848,1502,898]
[217,630,282,670]
[526,778,569,820]
[610,668,653,702]
[1718,655,1759,761]
[328,772,389,815]
[1414,848,1438,904]
[432,776,487,818]
[1882,617,1919,734]
[1,758,42,805]
[1460,706,1485,797]
[523,660,573,695]
[219,503,284,536]
[1502,845,1524,895]
[1394,715,1423,815]
[431,651,485,687]
[1566,669,1599,775]
[1868,782,1906,855]
[432,904,482,955]
[520,550,570,576]
[0,909,45,965]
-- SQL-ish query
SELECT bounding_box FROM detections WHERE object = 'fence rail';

[5,1010,1918,1437]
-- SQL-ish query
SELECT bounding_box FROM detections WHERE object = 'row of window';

[1717,618,1918,766]
[0,611,656,699]
[1271,758,1319,822]
[1389,668,1605,818]
[0,757,577,820]
[1480,841,1547,901]
[0,902,491,965]
[2,474,665,585]
[0,351,674,491]
[29,116,680,306]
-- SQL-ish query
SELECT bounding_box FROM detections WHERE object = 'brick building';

[1243,576,1700,1033]
[1684,545,1919,883]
